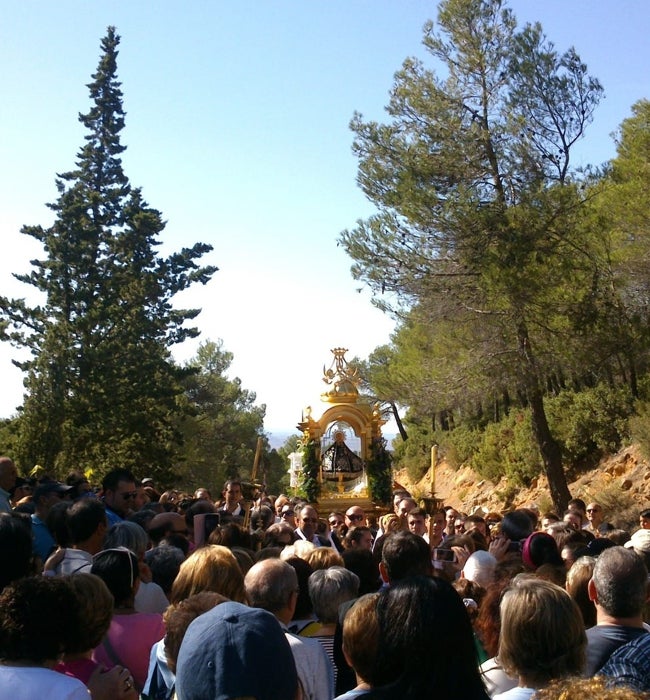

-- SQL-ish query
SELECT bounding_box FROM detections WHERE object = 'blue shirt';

[0,487,12,513]
[105,505,124,527]
[31,513,56,562]
[600,631,650,692]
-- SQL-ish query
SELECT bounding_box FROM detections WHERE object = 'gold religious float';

[295,348,386,501]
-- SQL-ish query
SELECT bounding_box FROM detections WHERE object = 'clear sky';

[1,1,648,434]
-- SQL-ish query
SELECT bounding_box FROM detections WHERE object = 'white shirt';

[0,665,89,700]
[280,624,334,700]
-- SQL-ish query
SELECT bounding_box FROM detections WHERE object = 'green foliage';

[391,419,436,484]
[582,481,638,531]
[0,417,20,462]
[0,28,216,481]
[299,439,320,503]
[175,340,266,492]
[340,0,610,512]
[469,410,541,486]
[545,384,634,464]
[263,449,291,496]
[277,434,301,461]
[628,400,650,462]
[366,437,393,505]
[441,424,483,470]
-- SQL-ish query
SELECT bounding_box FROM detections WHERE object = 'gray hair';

[592,546,648,617]
[308,566,360,624]
[244,559,298,613]
[103,520,148,558]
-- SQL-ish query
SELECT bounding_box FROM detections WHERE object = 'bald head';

[149,512,188,545]
[0,457,17,492]
[244,558,298,619]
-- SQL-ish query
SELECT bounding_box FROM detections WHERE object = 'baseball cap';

[175,601,298,700]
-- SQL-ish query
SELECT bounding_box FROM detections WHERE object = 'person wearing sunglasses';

[345,507,366,530]
[102,468,138,526]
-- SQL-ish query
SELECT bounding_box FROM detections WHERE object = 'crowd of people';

[1,453,650,699]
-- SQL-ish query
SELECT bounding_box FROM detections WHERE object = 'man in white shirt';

[245,558,334,700]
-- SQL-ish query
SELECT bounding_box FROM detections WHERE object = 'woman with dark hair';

[56,573,137,699]
[0,512,33,590]
[262,522,295,549]
[521,531,563,571]
[0,576,133,699]
[367,576,490,699]
[91,548,165,693]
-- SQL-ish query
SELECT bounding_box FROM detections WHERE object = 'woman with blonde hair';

[169,544,246,604]
[306,546,344,571]
[565,555,597,628]
[495,576,586,699]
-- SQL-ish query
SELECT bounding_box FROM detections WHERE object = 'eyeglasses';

[347,514,364,521]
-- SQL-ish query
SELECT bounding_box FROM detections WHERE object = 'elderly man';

[585,546,649,675]
[148,512,189,546]
[274,494,290,522]
[244,559,334,700]
[0,457,18,513]
[585,502,613,536]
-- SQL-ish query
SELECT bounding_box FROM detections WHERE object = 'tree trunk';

[517,320,571,514]
[390,401,408,441]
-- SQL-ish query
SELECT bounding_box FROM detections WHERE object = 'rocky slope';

[397,444,649,526]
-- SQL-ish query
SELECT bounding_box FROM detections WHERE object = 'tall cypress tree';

[0,27,217,478]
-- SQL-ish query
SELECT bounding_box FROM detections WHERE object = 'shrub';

[629,400,650,462]
[469,410,541,486]
[545,383,634,464]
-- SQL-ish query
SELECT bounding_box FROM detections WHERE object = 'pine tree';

[340,0,604,513]
[0,27,217,478]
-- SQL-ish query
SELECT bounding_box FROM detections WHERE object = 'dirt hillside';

[395,444,650,522]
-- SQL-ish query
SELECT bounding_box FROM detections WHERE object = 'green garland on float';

[299,438,321,503]
[366,436,392,506]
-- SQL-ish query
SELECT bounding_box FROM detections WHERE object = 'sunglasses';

[347,514,364,521]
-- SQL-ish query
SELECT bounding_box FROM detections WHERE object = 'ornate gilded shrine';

[296,348,386,495]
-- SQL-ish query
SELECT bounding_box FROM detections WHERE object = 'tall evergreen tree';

[340,0,604,512]
[0,28,217,478]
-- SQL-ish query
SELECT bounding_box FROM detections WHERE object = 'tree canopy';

[340,0,609,512]
[0,28,216,479]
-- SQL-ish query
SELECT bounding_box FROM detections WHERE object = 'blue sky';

[1,1,648,433]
